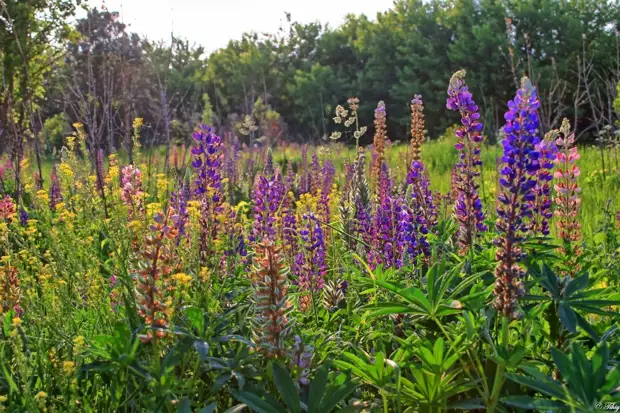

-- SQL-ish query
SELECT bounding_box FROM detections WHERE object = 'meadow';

[0,74,619,413]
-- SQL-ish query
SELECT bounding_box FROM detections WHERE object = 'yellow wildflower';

[12,317,22,326]
[63,361,76,375]
[172,273,193,285]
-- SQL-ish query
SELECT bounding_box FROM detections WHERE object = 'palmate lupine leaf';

[504,342,620,411]
[357,261,480,320]
[524,264,620,334]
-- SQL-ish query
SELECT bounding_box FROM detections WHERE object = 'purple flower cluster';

[530,137,557,236]
[191,124,224,259]
[299,144,311,195]
[446,70,487,253]
[407,160,438,235]
[295,213,326,311]
[494,77,542,319]
[250,173,285,244]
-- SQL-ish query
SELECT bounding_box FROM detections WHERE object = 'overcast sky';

[85,0,394,53]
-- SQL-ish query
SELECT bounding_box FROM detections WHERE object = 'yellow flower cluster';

[172,272,192,286]
[296,193,318,215]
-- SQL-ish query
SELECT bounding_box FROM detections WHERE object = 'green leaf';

[198,403,217,413]
[564,273,589,298]
[231,389,286,413]
[271,363,301,413]
[319,381,359,412]
[308,364,329,413]
[558,303,577,333]
[503,396,565,410]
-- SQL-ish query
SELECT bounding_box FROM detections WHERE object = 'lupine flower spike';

[409,95,425,163]
[295,213,326,312]
[494,77,541,319]
[553,119,582,273]
[446,70,487,254]
[372,101,387,195]
[251,242,292,358]
[134,209,180,342]
[530,130,558,236]
[191,124,224,262]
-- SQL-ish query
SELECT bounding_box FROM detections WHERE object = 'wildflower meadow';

[1,0,620,412]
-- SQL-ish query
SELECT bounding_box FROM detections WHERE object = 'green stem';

[488,316,510,413]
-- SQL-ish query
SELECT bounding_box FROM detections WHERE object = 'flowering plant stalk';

[191,124,224,262]
[295,213,326,313]
[134,208,179,343]
[372,101,387,196]
[446,70,487,254]
[409,95,425,164]
[494,77,541,320]
[553,119,582,272]
[251,242,291,358]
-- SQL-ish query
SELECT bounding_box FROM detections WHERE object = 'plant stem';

[488,316,510,413]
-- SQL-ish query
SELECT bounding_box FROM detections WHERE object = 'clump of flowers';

[553,119,582,260]
[295,213,326,312]
[134,209,180,342]
[121,165,144,220]
[446,70,487,253]
[251,242,291,358]
[0,196,15,221]
[191,124,224,261]
[0,264,22,316]
[494,77,541,319]
[372,101,387,194]
[409,95,425,163]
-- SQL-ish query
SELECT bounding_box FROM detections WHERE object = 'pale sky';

[85,0,395,53]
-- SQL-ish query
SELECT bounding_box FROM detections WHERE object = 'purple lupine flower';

[446,70,487,254]
[378,162,393,205]
[530,137,557,236]
[406,160,438,235]
[19,207,28,226]
[399,204,429,264]
[250,173,285,244]
[295,213,326,312]
[372,188,405,269]
[494,77,542,320]
[191,125,224,259]
[49,167,63,210]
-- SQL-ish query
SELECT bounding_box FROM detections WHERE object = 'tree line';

[1,0,619,162]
